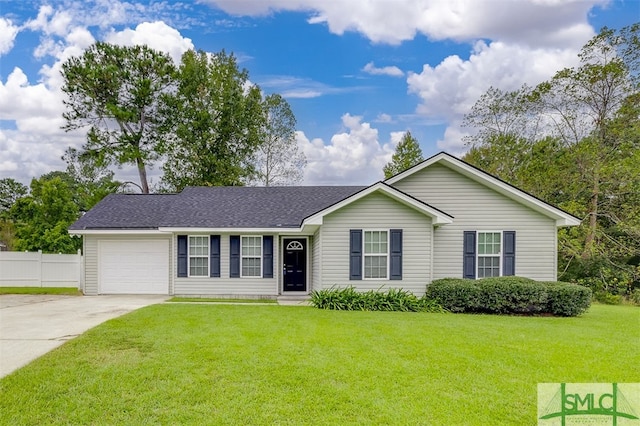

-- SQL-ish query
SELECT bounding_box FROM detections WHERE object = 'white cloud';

[0,68,61,123]
[259,75,361,99]
[407,40,580,151]
[363,62,404,77]
[0,18,20,56]
[204,0,601,46]
[0,66,86,184]
[375,113,393,123]
[297,113,396,185]
[435,124,469,156]
[105,21,194,63]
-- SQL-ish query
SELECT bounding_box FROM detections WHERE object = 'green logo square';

[538,383,640,425]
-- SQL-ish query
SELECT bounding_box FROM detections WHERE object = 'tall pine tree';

[383,131,424,178]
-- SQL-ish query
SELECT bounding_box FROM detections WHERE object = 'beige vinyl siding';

[83,236,95,295]
[319,192,432,295]
[83,234,172,296]
[173,234,279,296]
[392,163,558,281]
[312,230,322,292]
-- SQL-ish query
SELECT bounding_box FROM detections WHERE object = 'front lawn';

[0,304,638,425]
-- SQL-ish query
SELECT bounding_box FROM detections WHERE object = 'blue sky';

[0,0,638,187]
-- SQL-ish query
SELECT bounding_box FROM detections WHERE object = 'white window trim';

[188,235,209,278]
[476,230,502,279]
[240,235,263,278]
[363,229,390,280]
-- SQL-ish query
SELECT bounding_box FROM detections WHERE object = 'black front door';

[283,238,306,292]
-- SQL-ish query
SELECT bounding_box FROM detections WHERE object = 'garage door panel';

[99,240,169,294]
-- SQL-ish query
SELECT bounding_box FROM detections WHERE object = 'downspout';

[430,225,435,284]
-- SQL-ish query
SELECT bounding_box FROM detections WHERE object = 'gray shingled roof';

[69,186,365,230]
[69,194,179,230]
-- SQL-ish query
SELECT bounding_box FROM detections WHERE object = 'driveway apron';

[0,295,167,378]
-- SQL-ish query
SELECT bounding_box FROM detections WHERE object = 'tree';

[62,147,121,211]
[10,176,81,253]
[249,94,305,186]
[531,24,638,258]
[0,178,28,213]
[0,178,28,251]
[160,50,265,191]
[383,131,424,178]
[462,25,640,298]
[462,85,541,148]
[61,42,176,194]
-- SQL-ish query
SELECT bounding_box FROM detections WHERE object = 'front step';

[277,294,311,306]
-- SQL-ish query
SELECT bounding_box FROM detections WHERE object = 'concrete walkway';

[0,294,167,378]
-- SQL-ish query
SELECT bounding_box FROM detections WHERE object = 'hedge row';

[310,286,445,313]
[425,277,591,316]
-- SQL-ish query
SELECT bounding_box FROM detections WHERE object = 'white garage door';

[99,240,169,294]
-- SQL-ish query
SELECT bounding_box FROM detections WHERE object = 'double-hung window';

[363,230,388,279]
[477,232,501,278]
[188,236,209,277]
[241,236,262,277]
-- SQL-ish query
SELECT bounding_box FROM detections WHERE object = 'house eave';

[157,226,310,235]
[68,229,169,235]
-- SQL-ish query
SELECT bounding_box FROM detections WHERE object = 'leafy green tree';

[383,131,424,178]
[0,178,28,213]
[61,42,176,193]
[62,147,121,211]
[160,50,264,191]
[532,25,638,257]
[249,94,305,186]
[0,178,28,251]
[10,176,81,253]
[0,219,16,251]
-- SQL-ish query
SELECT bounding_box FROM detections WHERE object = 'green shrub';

[543,282,592,316]
[630,289,640,306]
[594,291,622,305]
[477,277,547,314]
[423,278,482,313]
[310,286,445,313]
[426,277,591,317]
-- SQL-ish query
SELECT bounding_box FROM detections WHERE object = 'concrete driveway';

[0,294,167,378]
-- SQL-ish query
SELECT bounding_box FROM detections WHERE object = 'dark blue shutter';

[389,229,402,280]
[263,236,273,278]
[230,236,240,278]
[349,229,362,280]
[463,231,476,279]
[503,231,516,276]
[177,235,188,277]
[210,235,220,278]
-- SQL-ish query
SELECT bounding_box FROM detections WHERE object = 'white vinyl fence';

[0,250,83,288]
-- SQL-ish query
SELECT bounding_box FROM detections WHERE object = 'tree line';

[462,24,640,302]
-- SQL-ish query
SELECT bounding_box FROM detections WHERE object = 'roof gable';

[385,152,581,226]
[302,182,453,227]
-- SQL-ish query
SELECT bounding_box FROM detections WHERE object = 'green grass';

[168,297,277,303]
[0,305,638,425]
[0,287,81,295]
